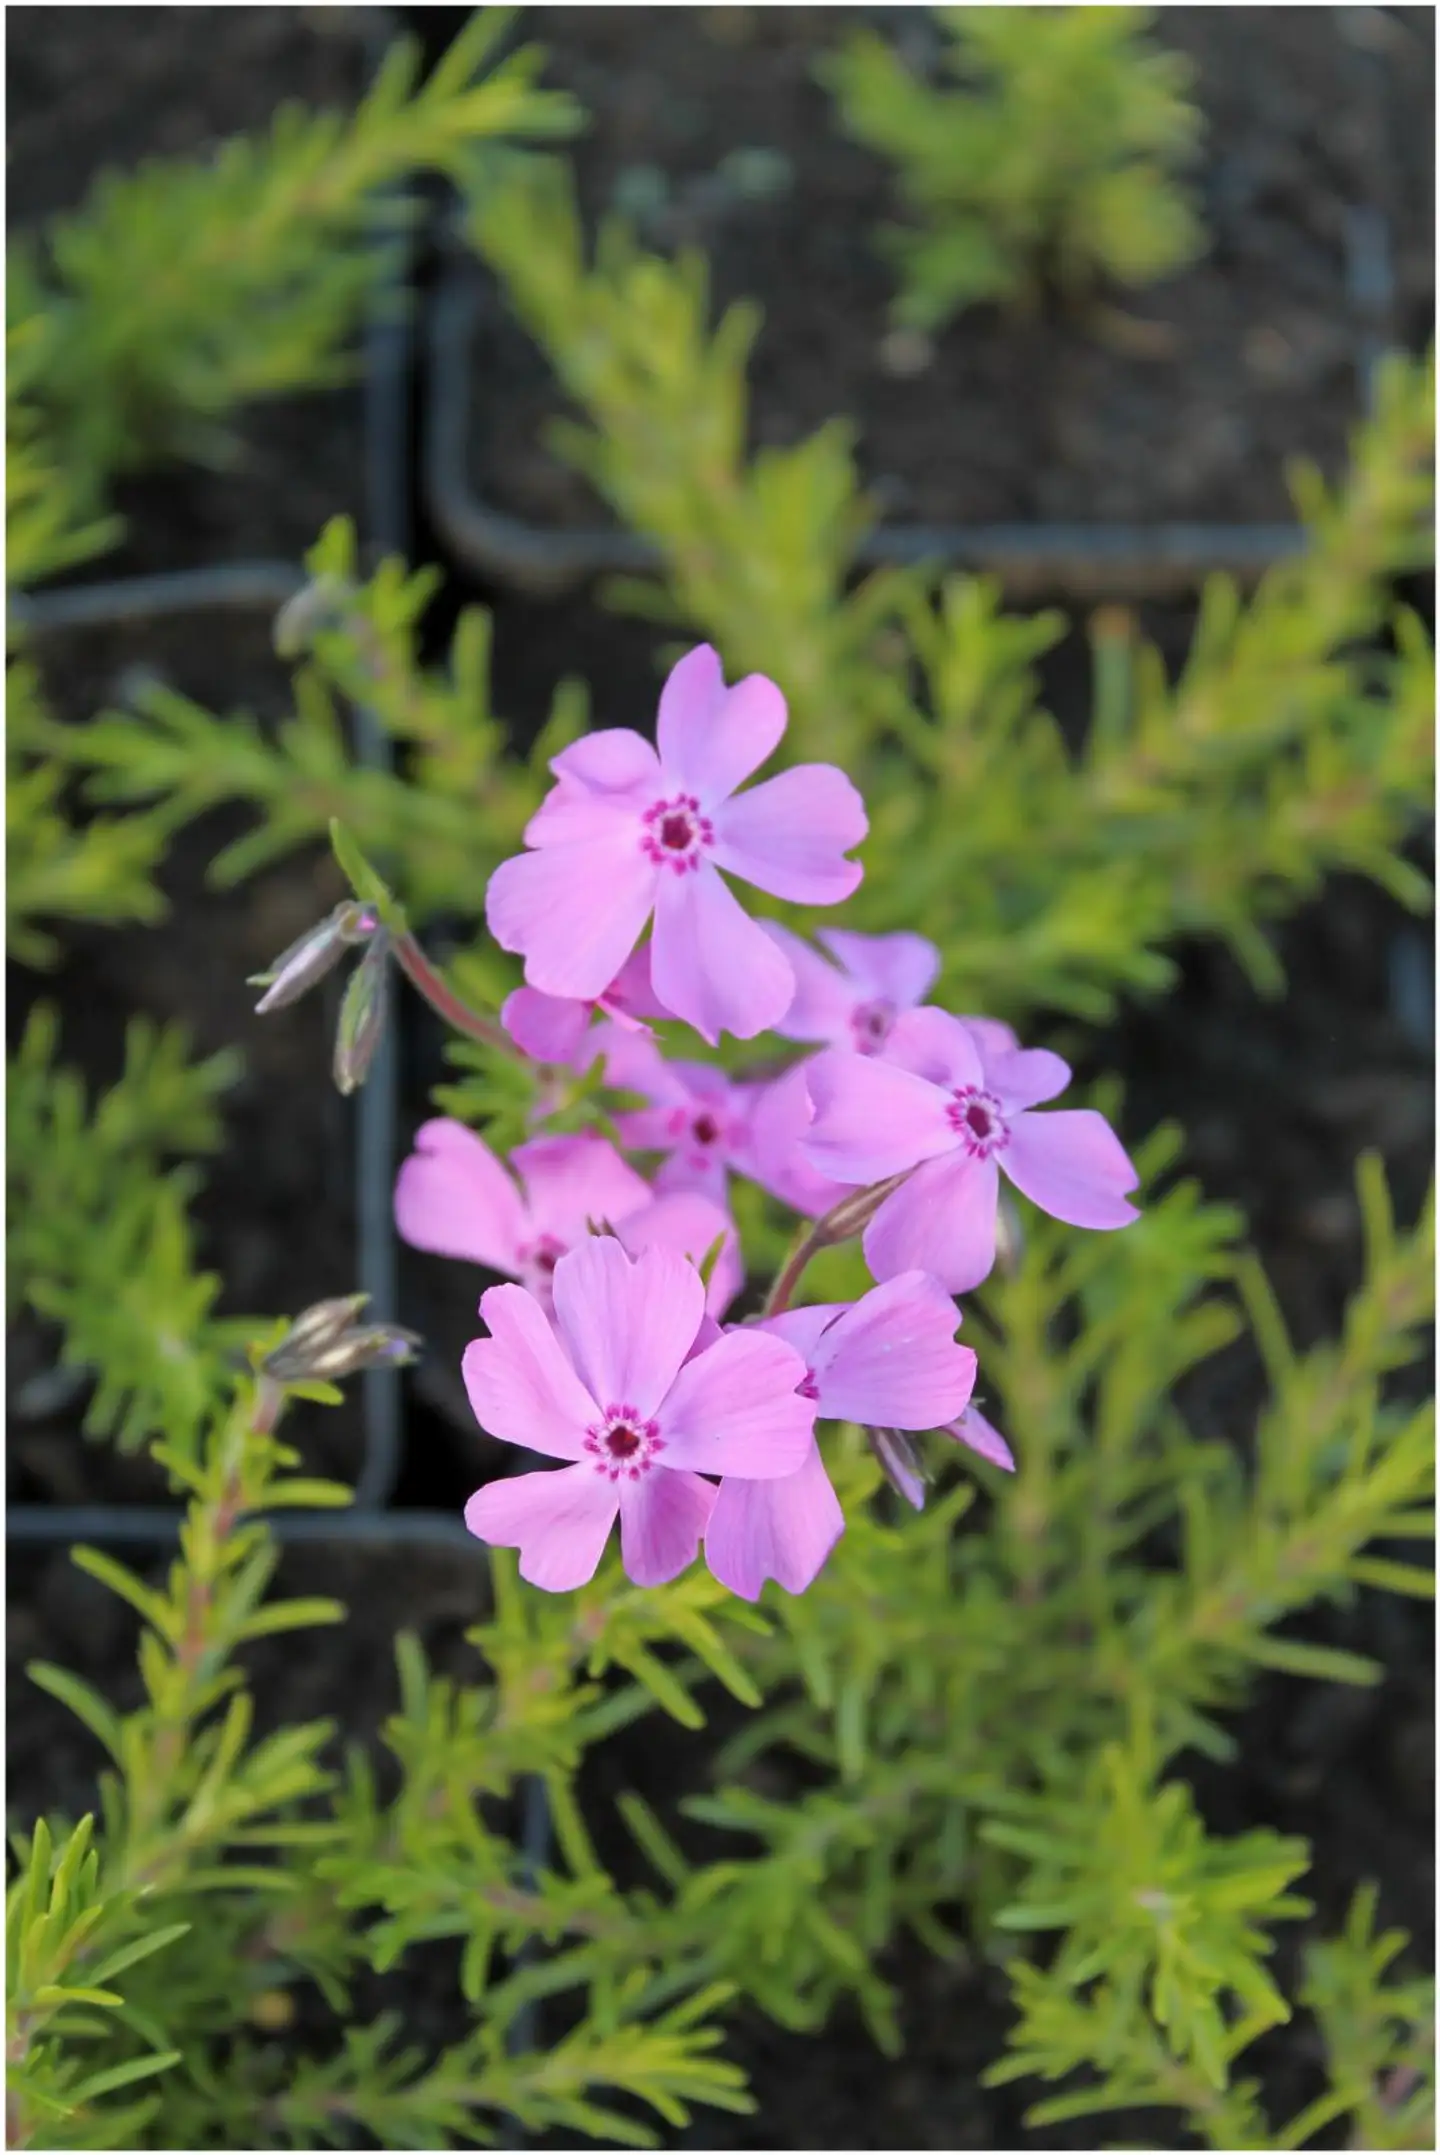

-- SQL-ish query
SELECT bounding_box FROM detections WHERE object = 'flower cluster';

[396,645,1139,1597]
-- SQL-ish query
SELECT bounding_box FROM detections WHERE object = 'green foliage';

[468,154,1433,1020]
[822,5,1205,328]
[7,1356,350,2151]
[7,660,170,965]
[24,518,565,928]
[10,31,1435,2154]
[1296,1886,1436,2151]
[5,317,120,592]
[8,9,577,531]
[7,1003,250,1453]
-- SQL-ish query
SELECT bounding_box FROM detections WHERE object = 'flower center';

[584,1401,665,1482]
[797,1370,821,1403]
[946,1085,1008,1158]
[517,1233,567,1307]
[641,793,715,874]
[850,997,896,1054]
[691,1112,720,1147]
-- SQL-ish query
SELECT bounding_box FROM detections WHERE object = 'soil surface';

[7,8,1433,2151]
[465,6,1436,532]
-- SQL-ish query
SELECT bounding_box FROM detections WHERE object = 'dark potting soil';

[463,6,1436,534]
[8,8,1433,2150]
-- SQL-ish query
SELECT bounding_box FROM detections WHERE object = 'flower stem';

[763,1225,824,1318]
[391,930,510,1052]
[762,1172,913,1318]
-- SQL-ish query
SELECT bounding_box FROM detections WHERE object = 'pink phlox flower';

[763,924,940,1057]
[705,1271,977,1601]
[462,1237,816,1590]
[485,645,868,1044]
[502,945,665,1069]
[394,1120,651,1313]
[738,1059,851,1221]
[609,1035,752,1206]
[802,1006,1140,1293]
[612,1189,744,1321]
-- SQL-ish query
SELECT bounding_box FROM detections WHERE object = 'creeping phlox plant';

[263,643,1138,1602]
[9,13,1435,2144]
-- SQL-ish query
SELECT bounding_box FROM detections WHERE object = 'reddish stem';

[391,930,510,1052]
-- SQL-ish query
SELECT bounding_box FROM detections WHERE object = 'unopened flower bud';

[264,1292,420,1383]
[333,930,391,1095]
[273,573,354,660]
[868,1426,928,1511]
[810,1171,913,1250]
[250,901,379,1014]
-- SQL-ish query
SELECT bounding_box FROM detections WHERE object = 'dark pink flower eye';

[945,1085,1008,1157]
[850,997,896,1053]
[606,1423,640,1458]
[660,812,693,851]
[692,1113,720,1146]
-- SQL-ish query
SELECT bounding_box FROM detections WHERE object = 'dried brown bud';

[264,1292,421,1384]
[250,901,379,1015]
[273,573,354,659]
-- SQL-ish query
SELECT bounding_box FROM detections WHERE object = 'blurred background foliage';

[6,7,1434,2150]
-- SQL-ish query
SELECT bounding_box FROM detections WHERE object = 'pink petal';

[512,1134,652,1247]
[501,986,594,1068]
[960,1016,1020,1064]
[463,1285,598,1459]
[617,1468,717,1586]
[711,765,866,905]
[614,1192,745,1320]
[817,928,940,1010]
[658,1329,815,1478]
[803,1049,957,1182]
[550,1236,703,1420]
[465,1466,618,1590]
[394,1118,525,1273]
[882,1008,984,1090]
[814,1272,976,1430]
[656,646,787,806]
[650,862,796,1043]
[486,830,657,1002]
[705,1443,844,1599]
[616,1103,691,1154]
[759,1302,848,1366]
[863,1151,1001,1293]
[600,942,668,1024]
[944,1405,1015,1472]
[742,1061,851,1220]
[551,728,662,798]
[985,1047,1071,1112]
[525,779,641,848]
[1001,1109,1140,1229]
[599,1023,688,1106]
[762,925,857,1044]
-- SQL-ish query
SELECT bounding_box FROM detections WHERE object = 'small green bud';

[332,930,391,1095]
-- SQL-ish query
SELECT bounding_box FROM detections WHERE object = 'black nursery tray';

[456,5,1433,563]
